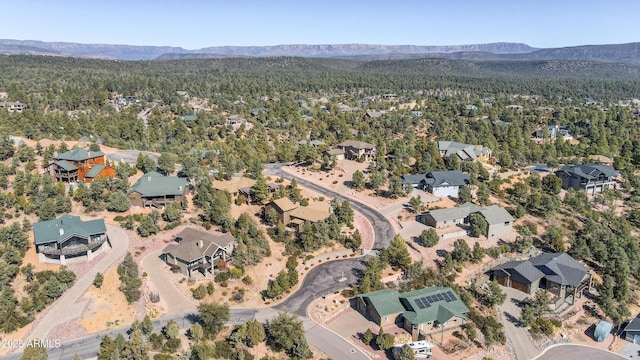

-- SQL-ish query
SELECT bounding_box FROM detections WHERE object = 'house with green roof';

[128,171,188,208]
[355,286,469,340]
[44,147,115,183]
[33,214,110,264]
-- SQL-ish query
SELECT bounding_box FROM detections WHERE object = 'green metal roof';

[53,160,78,171]
[56,148,105,161]
[33,214,106,245]
[400,287,469,325]
[85,164,106,178]
[357,289,405,316]
[128,172,188,197]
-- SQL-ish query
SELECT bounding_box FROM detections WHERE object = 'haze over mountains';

[1,39,640,65]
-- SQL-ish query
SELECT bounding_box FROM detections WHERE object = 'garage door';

[634,335,640,345]
[496,276,507,286]
[511,280,529,293]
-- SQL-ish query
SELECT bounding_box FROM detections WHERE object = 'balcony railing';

[38,235,108,256]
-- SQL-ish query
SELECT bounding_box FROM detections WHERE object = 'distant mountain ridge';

[1,39,640,65]
[0,40,537,60]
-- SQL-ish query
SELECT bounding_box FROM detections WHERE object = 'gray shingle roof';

[163,227,236,262]
[437,141,491,160]
[401,173,427,186]
[480,205,515,225]
[623,317,640,333]
[528,252,588,287]
[557,163,617,179]
[424,171,470,187]
[494,260,545,284]
[128,172,188,197]
[33,214,106,245]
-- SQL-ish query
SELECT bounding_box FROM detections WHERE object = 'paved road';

[266,163,393,360]
[1,310,257,360]
[142,249,198,316]
[25,225,131,345]
[265,163,394,249]
[497,285,541,360]
[106,150,160,166]
[4,163,390,360]
[535,344,626,360]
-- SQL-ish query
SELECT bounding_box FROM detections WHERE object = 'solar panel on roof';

[415,299,426,309]
[436,294,444,301]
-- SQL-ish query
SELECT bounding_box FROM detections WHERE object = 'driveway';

[536,344,626,360]
[497,285,540,360]
[620,341,640,359]
[24,224,131,344]
[106,149,159,166]
[142,249,198,316]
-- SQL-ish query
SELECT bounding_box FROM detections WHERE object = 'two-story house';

[33,214,110,264]
[554,163,617,194]
[162,227,236,278]
[336,140,377,161]
[127,171,188,208]
[44,148,116,183]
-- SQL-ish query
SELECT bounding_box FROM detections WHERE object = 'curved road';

[265,163,395,315]
[2,163,394,360]
[535,344,626,360]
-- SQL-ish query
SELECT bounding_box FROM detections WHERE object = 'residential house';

[210,177,256,197]
[336,140,377,161]
[363,110,386,120]
[401,173,427,189]
[410,110,423,117]
[355,287,469,340]
[382,93,397,100]
[264,197,332,231]
[162,227,236,278]
[490,252,591,308]
[127,171,188,208]
[422,171,470,197]
[33,214,110,264]
[179,115,198,122]
[531,125,573,141]
[226,115,247,127]
[0,101,24,112]
[337,104,360,113]
[45,148,115,183]
[297,140,326,147]
[554,163,617,194]
[437,141,492,163]
[419,202,514,238]
[622,316,640,343]
[324,148,345,161]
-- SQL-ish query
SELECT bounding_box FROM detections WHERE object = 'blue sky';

[1,0,638,49]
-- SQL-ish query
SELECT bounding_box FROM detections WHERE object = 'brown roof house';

[162,227,237,278]
[336,140,377,161]
[128,171,188,208]
[264,197,332,231]
[45,148,116,183]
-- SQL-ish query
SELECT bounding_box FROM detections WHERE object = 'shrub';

[229,267,244,279]
[192,284,207,300]
[242,276,253,285]
[214,272,230,283]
